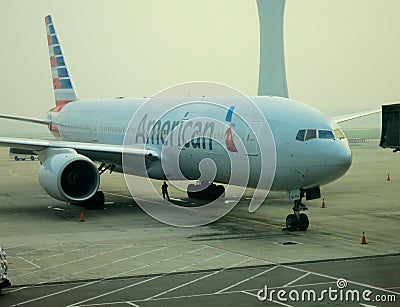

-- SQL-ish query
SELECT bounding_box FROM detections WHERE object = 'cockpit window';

[333,128,346,140]
[318,130,335,139]
[305,129,317,140]
[296,129,306,141]
[296,129,317,141]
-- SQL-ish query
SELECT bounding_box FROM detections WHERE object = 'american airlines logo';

[134,114,216,150]
[134,106,239,152]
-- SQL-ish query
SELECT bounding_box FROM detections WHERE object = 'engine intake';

[39,152,100,202]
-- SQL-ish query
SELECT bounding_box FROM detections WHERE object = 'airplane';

[0,15,379,231]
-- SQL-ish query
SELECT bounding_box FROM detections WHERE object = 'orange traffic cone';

[387,174,391,181]
[361,232,367,244]
[321,199,326,208]
[79,212,85,222]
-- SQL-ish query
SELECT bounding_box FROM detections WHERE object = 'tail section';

[45,15,77,108]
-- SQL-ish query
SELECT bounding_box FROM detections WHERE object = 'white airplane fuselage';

[47,95,352,192]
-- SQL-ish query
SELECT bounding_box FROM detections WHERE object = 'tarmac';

[0,141,399,306]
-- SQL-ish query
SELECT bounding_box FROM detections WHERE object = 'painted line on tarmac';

[33,244,101,261]
[8,169,36,181]
[87,282,339,306]
[15,245,207,306]
[320,233,371,244]
[206,244,400,297]
[12,245,134,279]
[54,280,360,307]
[283,272,310,287]
[386,286,400,290]
[15,242,66,256]
[67,245,210,306]
[103,192,132,199]
[242,290,293,307]
[18,256,41,269]
[8,244,177,294]
[65,253,227,306]
[206,244,273,265]
[143,258,252,300]
[175,252,228,271]
[49,244,179,283]
[215,265,278,294]
[227,215,282,230]
[4,243,26,250]
[169,197,187,202]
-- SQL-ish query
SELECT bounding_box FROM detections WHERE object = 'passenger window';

[305,129,316,140]
[318,130,335,139]
[296,130,306,141]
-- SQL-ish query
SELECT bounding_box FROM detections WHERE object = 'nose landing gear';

[285,199,309,231]
[285,187,320,231]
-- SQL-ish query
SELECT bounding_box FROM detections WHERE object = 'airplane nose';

[324,141,352,171]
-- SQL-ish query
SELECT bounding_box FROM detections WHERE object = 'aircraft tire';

[187,184,196,198]
[298,213,309,231]
[286,214,298,231]
[86,191,105,210]
[187,183,224,201]
[216,185,225,199]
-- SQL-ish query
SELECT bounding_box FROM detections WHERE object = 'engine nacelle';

[38,151,100,202]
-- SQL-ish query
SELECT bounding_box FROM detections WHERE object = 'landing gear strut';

[285,197,309,231]
[187,181,225,201]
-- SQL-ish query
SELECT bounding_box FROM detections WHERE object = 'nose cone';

[324,141,352,176]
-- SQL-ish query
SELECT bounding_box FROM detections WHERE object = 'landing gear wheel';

[286,214,298,231]
[187,182,225,201]
[216,185,225,199]
[85,191,105,210]
[298,213,309,231]
[284,191,311,231]
[187,184,196,199]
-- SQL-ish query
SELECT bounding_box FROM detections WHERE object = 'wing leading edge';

[0,137,159,165]
[0,114,52,126]
[332,109,381,123]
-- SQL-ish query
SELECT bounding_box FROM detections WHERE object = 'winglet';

[45,15,77,108]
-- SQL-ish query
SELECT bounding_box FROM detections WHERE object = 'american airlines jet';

[0,15,377,231]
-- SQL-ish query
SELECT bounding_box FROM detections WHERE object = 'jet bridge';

[379,103,400,152]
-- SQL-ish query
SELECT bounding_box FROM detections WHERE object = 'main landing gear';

[82,191,105,210]
[285,199,309,231]
[187,181,225,201]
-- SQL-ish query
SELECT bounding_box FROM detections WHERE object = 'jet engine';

[38,152,100,202]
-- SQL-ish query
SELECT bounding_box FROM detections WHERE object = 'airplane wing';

[0,137,159,165]
[0,114,52,126]
[0,114,159,165]
[332,109,381,123]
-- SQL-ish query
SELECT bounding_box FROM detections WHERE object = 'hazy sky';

[1,0,399,135]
